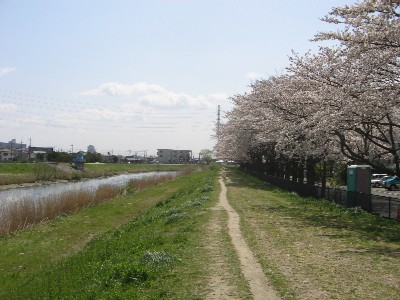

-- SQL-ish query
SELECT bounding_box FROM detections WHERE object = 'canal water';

[0,171,175,206]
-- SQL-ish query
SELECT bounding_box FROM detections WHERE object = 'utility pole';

[20,139,23,161]
[28,138,31,162]
[71,144,74,154]
[217,105,221,141]
[10,139,13,161]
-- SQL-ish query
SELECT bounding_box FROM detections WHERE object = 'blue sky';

[0,0,355,157]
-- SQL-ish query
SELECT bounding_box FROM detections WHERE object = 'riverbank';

[0,162,190,189]
[0,170,190,235]
[0,179,70,191]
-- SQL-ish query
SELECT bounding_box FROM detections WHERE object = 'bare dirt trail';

[210,174,281,300]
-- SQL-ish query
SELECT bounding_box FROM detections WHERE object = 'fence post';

[367,193,372,213]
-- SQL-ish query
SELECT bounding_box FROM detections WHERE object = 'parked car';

[381,175,393,187]
[372,175,392,188]
[383,176,400,190]
[371,173,388,187]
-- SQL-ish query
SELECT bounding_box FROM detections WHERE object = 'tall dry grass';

[126,173,176,191]
[0,173,183,235]
[0,174,36,185]
[0,185,121,234]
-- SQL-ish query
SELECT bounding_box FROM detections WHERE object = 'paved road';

[338,186,400,199]
[371,187,400,199]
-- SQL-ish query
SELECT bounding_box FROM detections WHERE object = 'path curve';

[218,175,280,300]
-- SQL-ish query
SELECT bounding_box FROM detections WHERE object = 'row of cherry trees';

[216,0,400,186]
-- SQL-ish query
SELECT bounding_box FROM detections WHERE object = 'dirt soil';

[206,173,280,300]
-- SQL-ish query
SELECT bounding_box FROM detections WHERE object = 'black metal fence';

[318,187,400,220]
[250,171,400,220]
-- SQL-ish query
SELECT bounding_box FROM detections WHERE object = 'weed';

[70,172,82,181]
[186,195,211,207]
[166,212,189,224]
[141,251,177,268]
[110,262,149,285]
[199,184,213,193]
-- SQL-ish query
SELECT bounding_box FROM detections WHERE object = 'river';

[0,171,175,206]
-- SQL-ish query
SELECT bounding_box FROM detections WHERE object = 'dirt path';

[207,175,280,300]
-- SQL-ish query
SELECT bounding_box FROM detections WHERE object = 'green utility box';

[347,165,372,208]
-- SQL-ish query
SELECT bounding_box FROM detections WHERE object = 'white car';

[371,173,388,187]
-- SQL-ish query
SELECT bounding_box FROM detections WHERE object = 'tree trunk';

[393,153,400,176]
[320,160,327,199]
[306,158,316,185]
[298,162,305,184]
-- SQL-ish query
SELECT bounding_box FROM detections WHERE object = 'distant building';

[0,139,28,162]
[157,149,192,164]
[125,156,144,164]
[0,139,27,150]
[87,145,96,153]
[0,149,12,162]
[28,146,54,162]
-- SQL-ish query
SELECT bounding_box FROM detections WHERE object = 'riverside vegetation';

[0,163,193,235]
[0,162,185,186]
[0,166,399,299]
[0,172,181,234]
[0,166,220,299]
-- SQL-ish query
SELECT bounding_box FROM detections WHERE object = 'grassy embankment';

[0,162,186,185]
[2,166,399,299]
[225,168,400,299]
[0,167,227,299]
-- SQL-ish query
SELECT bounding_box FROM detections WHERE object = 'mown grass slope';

[226,168,400,300]
[0,168,220,299]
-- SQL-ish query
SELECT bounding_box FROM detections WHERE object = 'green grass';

[83,162,188,175]
[225,168,400,300]
[0,168,221,299]
[0,163,37,175]
[0,162,186,176]
[3,165,398,299]
[0,162,192,185]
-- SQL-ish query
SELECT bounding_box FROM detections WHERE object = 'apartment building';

[157,149,192,164]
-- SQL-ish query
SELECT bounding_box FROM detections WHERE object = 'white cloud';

[0,67,16,76]
[80,82,227,109]
[81,82,164,97]
[209,93,229,102]
[0,103,17,112]
[245,71,262,81]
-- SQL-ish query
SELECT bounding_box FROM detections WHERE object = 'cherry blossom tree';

[215,0,400,185]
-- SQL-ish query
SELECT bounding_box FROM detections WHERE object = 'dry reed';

[0,174,36,185]
[127,173,176,191]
